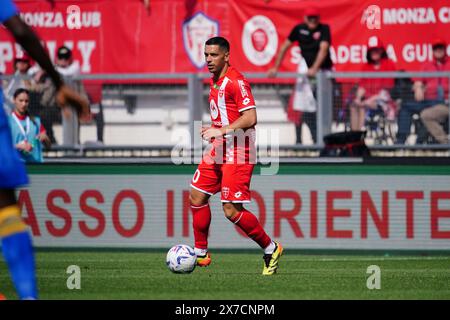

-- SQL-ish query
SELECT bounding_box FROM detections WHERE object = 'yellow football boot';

[196,252,212,267]
[262,242,283,275]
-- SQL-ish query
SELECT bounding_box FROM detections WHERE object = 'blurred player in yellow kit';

[0,0,89,299]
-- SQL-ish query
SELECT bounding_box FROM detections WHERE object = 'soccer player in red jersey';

[189,37,282,275]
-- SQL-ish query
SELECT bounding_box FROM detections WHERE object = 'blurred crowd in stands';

[269,7,449,146]
[2,45,104,162]
[1,2,449,164]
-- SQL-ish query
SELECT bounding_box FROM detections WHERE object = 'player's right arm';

[3,15,90,119]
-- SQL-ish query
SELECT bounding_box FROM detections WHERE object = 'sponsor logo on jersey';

[238,80,248,98]
[222,187,230,199]
[210,99,219,120]
[242,97,251,106]
[182,12,219,69]
[242,15,278,66]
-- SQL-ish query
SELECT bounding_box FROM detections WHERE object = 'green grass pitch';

[1,250,449,299]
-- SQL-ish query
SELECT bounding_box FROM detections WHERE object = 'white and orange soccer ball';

[166,244,197,274]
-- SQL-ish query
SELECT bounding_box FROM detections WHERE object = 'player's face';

[14,92,30,115]
[205,45,229,74]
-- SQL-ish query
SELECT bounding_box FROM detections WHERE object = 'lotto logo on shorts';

[222,187,230,199]
[235,191,242,198]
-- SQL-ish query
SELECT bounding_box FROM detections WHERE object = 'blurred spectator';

[420,104,449,144]
[55,45,81,77]
[390,72,414,105]
[27,50,60,145]
[8,88,50,163]
[55,45,89,145]
[55,45,106,145]
[350,40,397,131]
[268,6,332,144]
[3,51,32,111]
[27,45,89,145]
[56,46,104,144]
[396,39,450,144]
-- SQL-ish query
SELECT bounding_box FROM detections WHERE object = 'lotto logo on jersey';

[243,98,251,106]
[210,99,219,119]
[238,80,248,98]
[219,88,224,98]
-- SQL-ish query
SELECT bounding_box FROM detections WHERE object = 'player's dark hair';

[13,88,36,125]
[205,37,230,53]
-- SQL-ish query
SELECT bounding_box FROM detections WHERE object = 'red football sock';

[191,203,211,250]
[229,209,272,249]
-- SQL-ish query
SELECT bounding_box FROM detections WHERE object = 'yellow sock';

[0,205,28,238]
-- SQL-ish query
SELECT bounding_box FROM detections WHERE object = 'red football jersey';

[209,66,256,128]
[207,66,257,164]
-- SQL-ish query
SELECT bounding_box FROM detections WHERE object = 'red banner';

[0,0,449,74]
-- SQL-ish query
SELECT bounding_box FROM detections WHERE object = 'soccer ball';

[166,244,197,274]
